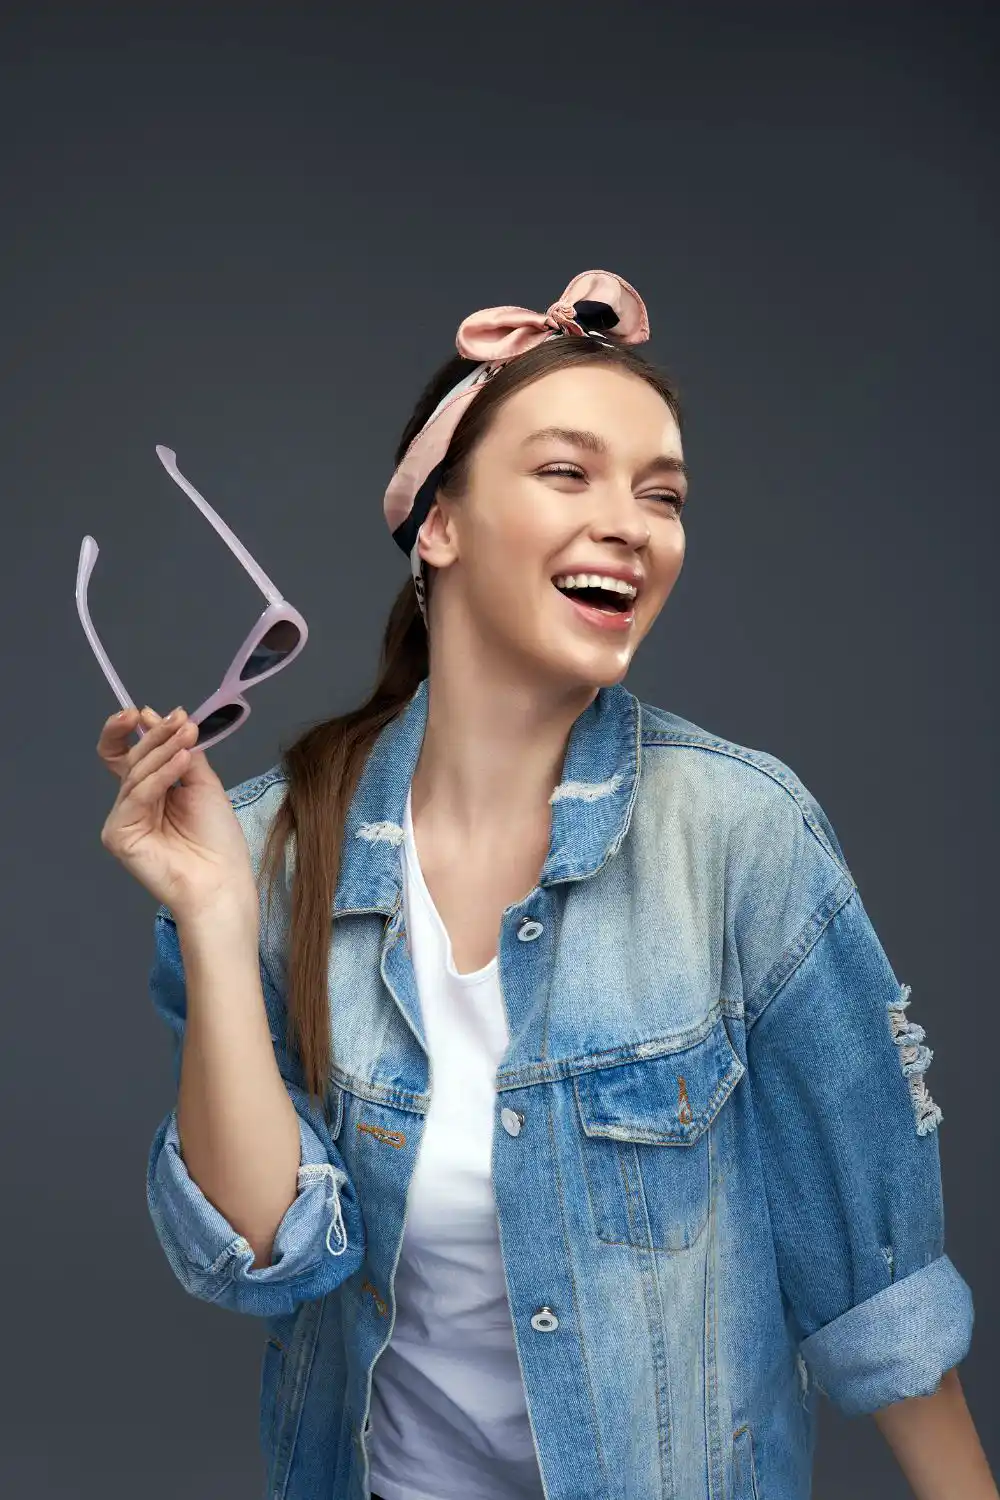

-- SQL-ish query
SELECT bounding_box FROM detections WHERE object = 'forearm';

[873,1366,998,1500]
[175,906,302,1270]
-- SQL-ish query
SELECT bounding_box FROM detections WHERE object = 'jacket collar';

[333,675,640,917]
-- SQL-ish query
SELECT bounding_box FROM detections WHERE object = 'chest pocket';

[573,1011,745,1252]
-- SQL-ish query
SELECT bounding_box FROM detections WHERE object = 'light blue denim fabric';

[146,677,973,1499]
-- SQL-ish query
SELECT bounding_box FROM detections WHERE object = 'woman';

[97,271,991,1500]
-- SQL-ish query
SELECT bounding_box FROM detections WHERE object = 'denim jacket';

[145,677,974,1500]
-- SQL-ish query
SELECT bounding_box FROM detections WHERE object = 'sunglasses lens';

[239,619,302,682]
[195,703,245,742]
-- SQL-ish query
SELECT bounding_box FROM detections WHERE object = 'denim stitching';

[543,1099,611,1490]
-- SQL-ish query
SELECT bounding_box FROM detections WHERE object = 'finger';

[101,740,195,851]
[118,718,196,800]
[102,705,141,732]
[97,703,174,749]
[122,707,187,770]
[117,741,195,817]
[97,704,168,773]
[96,706,140,754]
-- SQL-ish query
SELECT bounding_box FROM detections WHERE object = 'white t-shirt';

[367,786,547,1500]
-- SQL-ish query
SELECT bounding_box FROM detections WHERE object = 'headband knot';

[453,269,648,364]
[545,300,582,334]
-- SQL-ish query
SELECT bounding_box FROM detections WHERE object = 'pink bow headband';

[382,269,651,620]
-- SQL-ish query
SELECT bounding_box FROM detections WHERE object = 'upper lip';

[552,563,644,594]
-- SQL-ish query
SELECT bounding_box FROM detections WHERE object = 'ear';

[415,493,459,571]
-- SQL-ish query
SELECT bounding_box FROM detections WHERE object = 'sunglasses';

[77,444,308,753]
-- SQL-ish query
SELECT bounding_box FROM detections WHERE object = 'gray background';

[1,1,996,1494]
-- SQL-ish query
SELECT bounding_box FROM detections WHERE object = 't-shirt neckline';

[403,784,499,984]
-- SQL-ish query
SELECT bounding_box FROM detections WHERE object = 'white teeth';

[552,573,638,598]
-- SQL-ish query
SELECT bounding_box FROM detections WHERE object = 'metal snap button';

[517,918,544,942]
[530,1305,559,1332]
[500,1107,525,1137]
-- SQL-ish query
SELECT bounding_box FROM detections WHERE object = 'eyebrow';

[520,426,688,482]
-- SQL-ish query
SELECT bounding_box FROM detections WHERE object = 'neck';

[410,635,599,850]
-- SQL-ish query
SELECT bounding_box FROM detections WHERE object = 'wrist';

[175,895,260,949]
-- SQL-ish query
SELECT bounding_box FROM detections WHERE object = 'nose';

[588,481,652,550]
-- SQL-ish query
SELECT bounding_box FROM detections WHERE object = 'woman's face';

[419,361,687,689]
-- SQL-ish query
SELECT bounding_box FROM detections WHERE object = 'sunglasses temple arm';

[155,446,285,607]
[76,536,139,717]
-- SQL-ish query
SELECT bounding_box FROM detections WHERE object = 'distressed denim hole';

[886,982,943,1136]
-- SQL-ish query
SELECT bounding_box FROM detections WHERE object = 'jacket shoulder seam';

[227,764,287,810]
[639,726,847,879]
[745,875,857,1031]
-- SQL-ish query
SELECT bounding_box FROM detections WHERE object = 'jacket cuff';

[146,1109,365,1317]
[800,1253,974,1415]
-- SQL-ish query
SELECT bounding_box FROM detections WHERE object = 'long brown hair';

[258,335,682,1112]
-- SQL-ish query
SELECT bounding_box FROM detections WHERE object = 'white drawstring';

[298,1162,349,1256]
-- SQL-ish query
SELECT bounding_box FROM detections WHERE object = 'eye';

[538,465,685,514]
[652,491,685,515]
[538,463,586,480]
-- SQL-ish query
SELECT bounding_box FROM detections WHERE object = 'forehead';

[489,363,681,452]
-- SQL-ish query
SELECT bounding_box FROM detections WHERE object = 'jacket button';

[517,918,544,942]
[530,1306,559,1332]
[500,1107,524,1137]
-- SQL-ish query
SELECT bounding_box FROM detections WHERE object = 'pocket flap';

[574,1012,745,1145]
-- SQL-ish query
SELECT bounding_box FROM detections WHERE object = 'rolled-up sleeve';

[145,909,365,1318]
[745,885,973,1416]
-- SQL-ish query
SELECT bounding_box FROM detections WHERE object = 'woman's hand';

[97,705,259,924]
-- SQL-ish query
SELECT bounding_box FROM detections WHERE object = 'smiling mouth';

[552,581,636,614]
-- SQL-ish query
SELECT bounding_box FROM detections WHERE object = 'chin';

[587,659,634,688]
[535,644,635,692]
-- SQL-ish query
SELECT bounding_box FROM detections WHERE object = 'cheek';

[665,521,686,565]
[475,483,562,567]
[646,531,685,603]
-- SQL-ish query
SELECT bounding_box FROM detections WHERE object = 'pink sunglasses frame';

[76,444,309,752]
